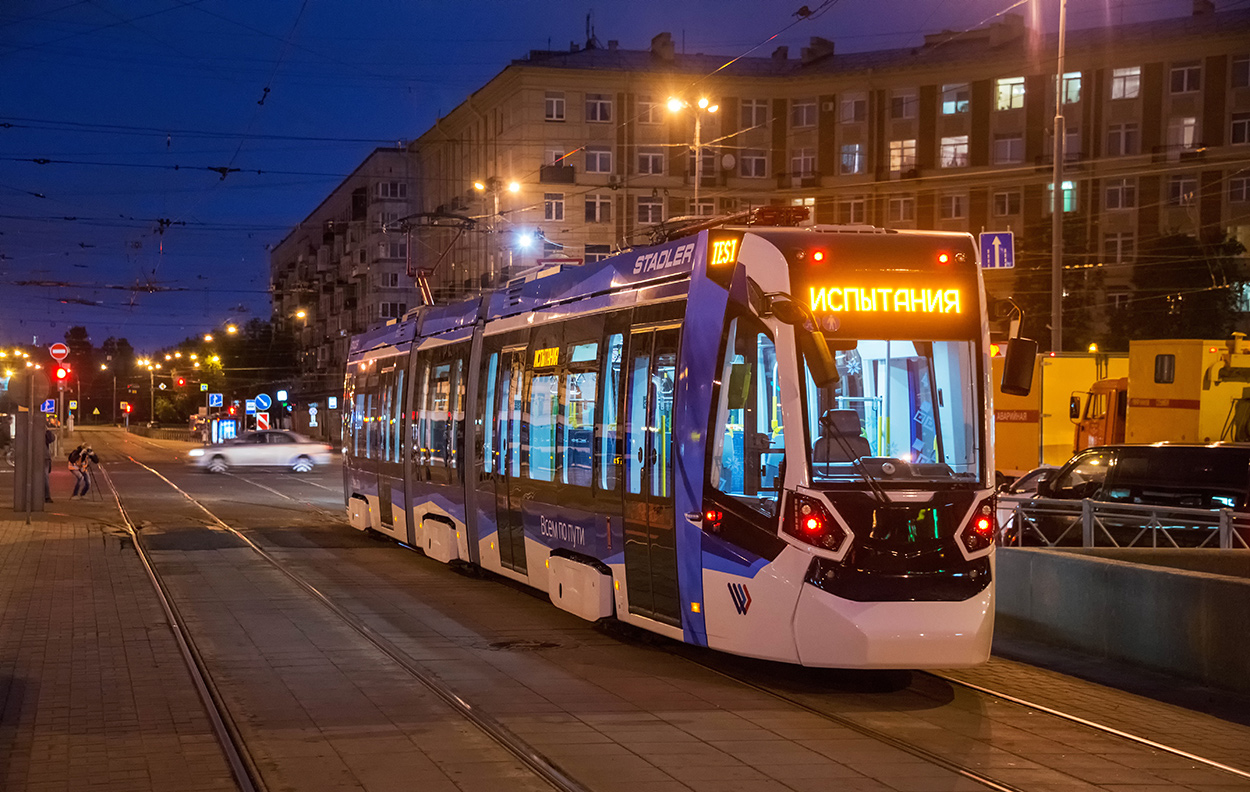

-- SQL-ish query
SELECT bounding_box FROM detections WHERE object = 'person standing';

[69,442,98,500]
[44,423,56,503]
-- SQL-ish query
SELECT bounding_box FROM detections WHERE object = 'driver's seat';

[813,409,872,462]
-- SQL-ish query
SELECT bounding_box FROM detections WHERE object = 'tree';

[1117,233,1247,341]
[1001,213,1098,352]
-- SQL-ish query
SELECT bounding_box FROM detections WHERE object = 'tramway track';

[674,644,1250,791]
[115,454,592,792]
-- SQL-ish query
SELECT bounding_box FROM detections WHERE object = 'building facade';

[273,4,1250,408]
[270,148,415,441]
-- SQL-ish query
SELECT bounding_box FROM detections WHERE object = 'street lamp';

[1051,0,1068,353]
[473,178,521,281]
[203,334,214,342]
[101,363,116,424]
[668,96,719,211]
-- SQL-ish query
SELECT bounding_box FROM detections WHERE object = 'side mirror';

[1000,337,1037,396]
[767,293,840,388]
[1069,394,1082,421]
[1036,477,1053,498]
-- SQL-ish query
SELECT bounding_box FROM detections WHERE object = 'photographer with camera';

[68,441,99,500]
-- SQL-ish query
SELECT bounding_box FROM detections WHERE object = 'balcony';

[540,164,575,184]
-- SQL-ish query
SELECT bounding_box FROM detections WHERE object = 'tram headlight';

[783,493,846,552]
[959,497,997,553]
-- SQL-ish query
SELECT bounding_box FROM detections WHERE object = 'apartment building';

[269,147,415,441]
[272,3,1250,412]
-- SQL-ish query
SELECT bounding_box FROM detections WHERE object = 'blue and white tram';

[343,220,1001,668]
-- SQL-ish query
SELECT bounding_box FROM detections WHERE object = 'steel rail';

[97,464,263,792]
[122,455,591,792]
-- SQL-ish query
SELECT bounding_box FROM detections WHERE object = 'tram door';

[493,348,528,574]
[622,327,681,627]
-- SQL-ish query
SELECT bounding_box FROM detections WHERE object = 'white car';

[189,430,334,473]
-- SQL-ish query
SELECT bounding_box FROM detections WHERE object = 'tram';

[343,212,1008,668]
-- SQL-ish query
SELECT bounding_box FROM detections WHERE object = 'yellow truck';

[992,351,1128,477]
[1073,334,1250,450]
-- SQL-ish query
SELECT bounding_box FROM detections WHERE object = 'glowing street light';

[295,309,307,320]
[668,96,719,208]
[226,325,238,335]
[203,334,214,342]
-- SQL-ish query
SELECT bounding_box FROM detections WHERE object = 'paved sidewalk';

[0,446,237,791]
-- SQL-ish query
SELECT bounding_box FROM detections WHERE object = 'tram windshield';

[803,339,981,485]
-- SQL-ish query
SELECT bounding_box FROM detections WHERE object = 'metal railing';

[999,497,1250,549]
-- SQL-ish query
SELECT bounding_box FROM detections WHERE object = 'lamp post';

[101,364,116,424]
[473,178,520,282]
[1051,0,1068,353]
[668,97,719,212]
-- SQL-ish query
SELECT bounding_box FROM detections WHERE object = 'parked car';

[188,430,333,473]
[999,443,1250,546]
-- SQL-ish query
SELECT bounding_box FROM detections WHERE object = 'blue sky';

[0,0,1193,352]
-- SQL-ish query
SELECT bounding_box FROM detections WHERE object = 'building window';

[1167,117,1199,150]
[1057,71,1082,104]
[840,95,866,123]
[993,134,1024,164]
[544,148,569,166]
[637,148,664,175]
[1234,56,1249,89]
[544,193,564,221]
[545,91,565,121]
[637,196,663,224]
[889,139,916,172]
[791,148,816,178]
[378,272,400,288]
[887,196,915,222]
[376,211,399,231]
[687,148,715,181]
[939,194,966,220]
[741,99,768,128]
[1170,61,1201,93]
[1103,233,1135,264]
[1168,175,1197,206]
[379,302,407,319]
[790,197,816,226]
[1111,67,1141,99]
[1107,123,1139,156]
[837,197,866,224]
[1232,112,1250,145]
[840,143,865,175]
[890,90,917,120]
[940,135,969,167]
[1231,177,1250,203]
[993,190,1021,216]
[942,83,970,114]
[381,240,407,259]
[995,77,1025,110]
[585,146,612,173]
[637,95,659,124]
[1047,181,1077,213]
[1104,178,1136,210]
[691,199,714,217]
[1108,292,1129,311]
[1065,129,1082,162]
[740,149,767,178]
[586,93,612,122]
[585,194,612,223]
[791,98,817,128]
[376,181,407,199]
[584,244,612,263]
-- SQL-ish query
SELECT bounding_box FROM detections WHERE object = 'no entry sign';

[49,342,69,360]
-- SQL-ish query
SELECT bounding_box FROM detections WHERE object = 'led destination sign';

[810,286,963,315]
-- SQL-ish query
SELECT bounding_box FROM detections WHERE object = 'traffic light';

[122,402,132,414]
[54,366,69,381]
[176,376,186,387]
[227,405,236,416]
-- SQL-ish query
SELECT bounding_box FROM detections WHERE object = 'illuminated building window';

[1047,180,1078,213]
[1056,71,1082,104]
[942,83,970,114]
[1167,117,1198,151]
[995,77,1025,110]
[940,135,968,168]
[1111,67,1140,99]
[889,139,916,172]
[840,143,865,175]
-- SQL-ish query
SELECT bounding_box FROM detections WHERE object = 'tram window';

[625,343,651,495]
[483,353,498,474]
[528,373,558,481]
[503,359,523,478]
[562,346,597,487]
[710,316,783,514]
[598,333,624,491]
[364,373,379,459]
[392,366,406,462]
[411,360,430,468]
[447,356,465,470]
[428,362,453,467]
[649,333,679,499]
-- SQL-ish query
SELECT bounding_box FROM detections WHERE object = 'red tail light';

[783,493,846,552]
[960,497,997,553]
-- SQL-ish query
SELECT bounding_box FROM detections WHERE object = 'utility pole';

[1051,0,1068,353]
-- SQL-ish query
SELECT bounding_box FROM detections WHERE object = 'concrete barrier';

[996,547,1250,695]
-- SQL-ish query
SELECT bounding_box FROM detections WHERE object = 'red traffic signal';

[54,366,69,380]
[176,377,186,387]
[122,403,132,414]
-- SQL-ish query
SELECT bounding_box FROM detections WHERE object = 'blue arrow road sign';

[208,393,223,408]
[980,231,1015,269]
[254,393,272,411]
[40,399,55,413]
